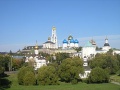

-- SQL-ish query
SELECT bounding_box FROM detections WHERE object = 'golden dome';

[35,41,38,49]
[52,26,56,30]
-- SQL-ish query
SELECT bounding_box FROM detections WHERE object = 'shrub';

[17,66,34,85]
[23,71,36,85]
[88,67,109,83]
[37,66,59,85]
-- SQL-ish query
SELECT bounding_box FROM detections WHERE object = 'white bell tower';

[51,26,58,49]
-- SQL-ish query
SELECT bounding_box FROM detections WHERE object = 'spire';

[105,36,108,43]
[35,40,38,49]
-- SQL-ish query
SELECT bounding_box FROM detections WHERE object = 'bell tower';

[51,26,58,49]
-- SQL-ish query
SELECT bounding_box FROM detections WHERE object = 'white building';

[43,26,58,49]
[82,41,96,58]
[25,42,47,70]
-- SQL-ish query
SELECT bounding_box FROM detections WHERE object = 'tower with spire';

[102,37,111,51]
[51,26,58,49]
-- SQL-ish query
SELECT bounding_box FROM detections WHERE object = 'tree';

[58,57,83,84]
[37,66,59,85]
[23,71,36,85]
[17,66,34,85]
[55,53,70,64]
[88,67,109,83]
[0,55,11,71]
[116,54,120,76]
[89,54,119,74]
[74,47,82,52]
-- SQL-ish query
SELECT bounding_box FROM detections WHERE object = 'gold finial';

[52,26,56,30]
[35,40,38,49]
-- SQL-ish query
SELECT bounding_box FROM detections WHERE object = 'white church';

[62,35,79,49]
[25,42,47,70]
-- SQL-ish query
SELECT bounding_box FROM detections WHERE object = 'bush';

[17,66,34,85]
[23,71,36,85]
[88,67,109,83]
[37,66,59,85]
[71,79,78,84]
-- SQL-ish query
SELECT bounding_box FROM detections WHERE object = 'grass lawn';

[5,73,120,90]
[110,74,120,83]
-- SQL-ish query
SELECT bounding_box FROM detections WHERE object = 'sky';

[0,0,120,52]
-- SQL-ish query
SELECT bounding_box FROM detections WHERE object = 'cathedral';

[62,35,79,49]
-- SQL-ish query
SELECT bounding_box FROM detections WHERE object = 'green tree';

[89,54,119,74]
[23,71,36,85]
[88,67,109,83]
[0,55,11,71]
[55,53,70,64]
[58,57,83,84]
[116,54,120,76]
[74,47,82,52]
[37,66,59,85]
[17,66,34,85]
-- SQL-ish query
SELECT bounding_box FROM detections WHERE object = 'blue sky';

[0,0,120,52]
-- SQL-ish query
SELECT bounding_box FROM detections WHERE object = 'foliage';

[89,54,119,74]
[0,55,11,71]
[37,66,59,85]
[74,47,82,52]
[116,54,120,76]
[17,66,34,85]
[0,66,4,74]
[55,53,70,64]
[88,67,109,83]
[7,73,120,90]
[58,57,83,84]
[23,71,36,85]
[12,58,23,70]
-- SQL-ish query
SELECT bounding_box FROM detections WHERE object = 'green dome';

[84,41,93,47]
[68,35,73,40]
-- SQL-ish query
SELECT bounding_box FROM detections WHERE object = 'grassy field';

[110,74,120,83]
[4,73,120,90]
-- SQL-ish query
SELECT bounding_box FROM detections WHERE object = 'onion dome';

[52,26,56,31]
[68,35,73,40]
[104,37,110,46]
[74,39,79,43]
[104,43,110,46]
[90,39,96,45]
[70,39,75,43]
[84,41,93,47]
[63,39,68,43]
[48,37,51,41]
